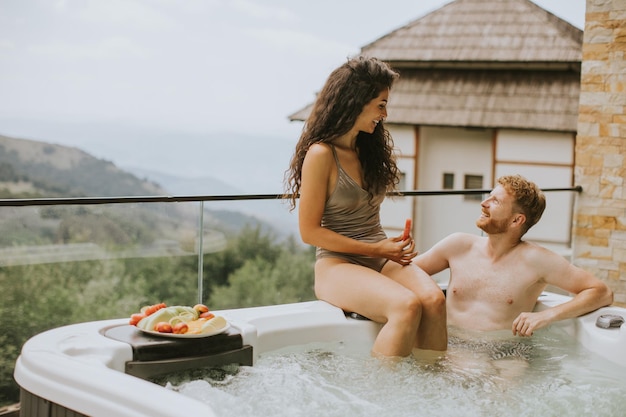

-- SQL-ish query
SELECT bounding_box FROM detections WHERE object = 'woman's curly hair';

[284,56,400,211]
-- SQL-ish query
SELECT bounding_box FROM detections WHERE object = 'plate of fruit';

[128,303,229,338]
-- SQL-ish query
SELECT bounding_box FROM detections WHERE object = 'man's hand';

[512,311,550,336]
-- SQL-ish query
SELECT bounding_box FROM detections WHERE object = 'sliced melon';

[200,315,228,334]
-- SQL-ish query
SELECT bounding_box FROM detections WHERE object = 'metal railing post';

[197,201,204,305]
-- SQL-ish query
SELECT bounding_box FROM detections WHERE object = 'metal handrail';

[0,186,583,207]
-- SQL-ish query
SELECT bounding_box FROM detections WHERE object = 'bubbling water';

[161,328,626,417]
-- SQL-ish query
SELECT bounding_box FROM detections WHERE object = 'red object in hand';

[402,218,412,240]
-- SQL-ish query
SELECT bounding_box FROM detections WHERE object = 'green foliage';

[201,224,285,294]
[122,257,198,307]
[55,206,160,246]
[0,207,59,246]
[0,259,144,405]
[0,227,315,408]
[208,229,316,309]
[0,133,317,408]
[0,161,21,182]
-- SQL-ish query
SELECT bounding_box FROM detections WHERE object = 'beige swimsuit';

[316,145,389,272]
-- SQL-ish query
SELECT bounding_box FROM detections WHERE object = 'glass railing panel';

[0,197,308,327]
[0,201,204,336]
[196,197,312,311]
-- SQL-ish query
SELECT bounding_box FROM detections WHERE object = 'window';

[464,174,483,201]
[398,172,407,191]
[442,173,454,189]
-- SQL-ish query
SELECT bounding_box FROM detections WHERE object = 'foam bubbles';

[167,332,626,417]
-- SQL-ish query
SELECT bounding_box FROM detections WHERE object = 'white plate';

[137,321,230,338]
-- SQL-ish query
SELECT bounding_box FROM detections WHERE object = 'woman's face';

[354,88,389,134]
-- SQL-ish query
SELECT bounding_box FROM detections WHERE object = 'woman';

[284,56,447,357]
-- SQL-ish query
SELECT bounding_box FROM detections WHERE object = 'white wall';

[416,126,494,249]
[381,125,416,237]
[496,129,574,164]
[495,129,575,250]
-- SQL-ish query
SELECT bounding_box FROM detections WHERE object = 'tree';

[0,226,316,407]
[209,239,316,309]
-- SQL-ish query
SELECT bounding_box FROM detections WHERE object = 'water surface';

[163,327,626,417]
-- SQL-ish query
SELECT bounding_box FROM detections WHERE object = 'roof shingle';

[288,0,583,132]
[361,0,582,64]
[385,68,580,131]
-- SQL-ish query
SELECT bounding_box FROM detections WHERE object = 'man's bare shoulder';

[415,233,481,274]
[438,232,482,250]
[517,240,572,276]
[518,240,568,263]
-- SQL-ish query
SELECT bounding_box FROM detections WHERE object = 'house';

[289,0,583,280]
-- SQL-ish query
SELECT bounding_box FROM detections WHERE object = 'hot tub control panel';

[596,314,625,329]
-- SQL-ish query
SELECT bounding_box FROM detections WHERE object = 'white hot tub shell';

[14,292,626,417]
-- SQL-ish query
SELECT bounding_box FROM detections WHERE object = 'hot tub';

[14,292,626,417]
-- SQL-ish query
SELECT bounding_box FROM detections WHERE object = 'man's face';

[476,185,517,234]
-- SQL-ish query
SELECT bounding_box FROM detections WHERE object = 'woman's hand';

[374,236,417,266]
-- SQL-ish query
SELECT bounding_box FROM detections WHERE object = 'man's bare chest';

[447,253,536,304]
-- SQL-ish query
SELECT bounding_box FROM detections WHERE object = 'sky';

[0,0,587,149]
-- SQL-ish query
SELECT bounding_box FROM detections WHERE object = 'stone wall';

[575,0,626,305]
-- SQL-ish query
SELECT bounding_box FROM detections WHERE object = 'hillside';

[125,166,242,196]
[0,134,285,256]
[0,134,165,197]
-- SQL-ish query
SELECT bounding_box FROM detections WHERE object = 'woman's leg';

[315,257,422,357]
[381,262,448,351]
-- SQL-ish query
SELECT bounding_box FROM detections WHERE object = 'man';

[414,174,613,336]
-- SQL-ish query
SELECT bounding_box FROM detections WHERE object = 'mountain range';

[0,133,164,197]
[0,132,299,247]
[0,119,301,235]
